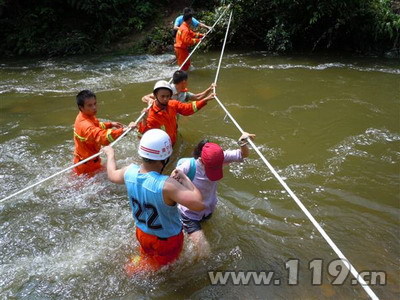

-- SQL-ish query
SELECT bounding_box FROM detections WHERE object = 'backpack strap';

[176,157,196,181]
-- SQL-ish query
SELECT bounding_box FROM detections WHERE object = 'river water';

[0,52,399,299]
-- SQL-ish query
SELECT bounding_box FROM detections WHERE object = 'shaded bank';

[0,0,399,58]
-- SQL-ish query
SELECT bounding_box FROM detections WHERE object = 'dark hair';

[183,7,193,15]
[193,139,209,159]
[142,157,157,163]
[76,90,96,108]
[173,70,188,84]
[142,157,170,164]
[142,157,170,174]
[183,12,193,22]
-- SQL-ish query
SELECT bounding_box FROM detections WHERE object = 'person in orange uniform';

[137,80,214,146]
[73,90,132,175]
[174,12,204,71]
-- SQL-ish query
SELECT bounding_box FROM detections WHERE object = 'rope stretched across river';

[0,7,381,299]
[212,9,379,300]
[0,5,231,204]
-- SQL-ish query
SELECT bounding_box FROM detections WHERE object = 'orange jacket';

[137,99,207,145]
[174,22,204,49]
[73,112,123,174]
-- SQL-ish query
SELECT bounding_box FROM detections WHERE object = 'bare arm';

[163,169,204,211]
[103,146,128,184]
[191,83,216,100]
[238,132,256,158]
[142,93,155,104]
[200,23,212,30]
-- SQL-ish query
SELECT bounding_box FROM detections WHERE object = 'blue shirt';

[174,15,200,28]
[124,164,182,238]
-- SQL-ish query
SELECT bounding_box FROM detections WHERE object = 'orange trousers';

[125,227,183,276]
[73,156,102,176]
[174,47,190,71]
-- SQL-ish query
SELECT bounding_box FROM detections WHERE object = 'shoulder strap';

[176,157,196,181]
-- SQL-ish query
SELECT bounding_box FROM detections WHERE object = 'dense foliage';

[0,0,168,56]
[0,0,398,57]
[197,0,399,55]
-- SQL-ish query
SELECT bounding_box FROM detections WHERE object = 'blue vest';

[124,164,182,238]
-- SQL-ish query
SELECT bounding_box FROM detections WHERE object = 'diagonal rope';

[211,9,379,300]
[0,111,145,204]
[169,4,231,84]
[0,6,231,204]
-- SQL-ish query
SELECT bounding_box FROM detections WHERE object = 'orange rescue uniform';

[73,111,123,175]
[137,99,208,145]
[174,22,204,71]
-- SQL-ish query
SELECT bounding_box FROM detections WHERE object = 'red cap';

[201,143,224,181]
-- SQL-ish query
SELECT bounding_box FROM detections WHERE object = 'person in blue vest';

[173,7,211,36]
[173,132,255,258]
[103,129,204,275]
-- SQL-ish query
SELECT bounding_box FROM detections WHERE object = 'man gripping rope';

[174,11,204,71]
[137,80,214,145]
[73,90,134,175]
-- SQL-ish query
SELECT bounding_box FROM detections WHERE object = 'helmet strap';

[160,157,170,174]
[155,98,167,109]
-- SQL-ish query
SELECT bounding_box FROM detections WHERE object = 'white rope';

[214,10,233,86]
[0,110,147,204]
[212,9,379,300]
[169,3,231,84]
[0,5,232,204]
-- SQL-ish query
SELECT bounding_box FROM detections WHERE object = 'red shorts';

[174,47,190,71]
[125,227,183,275]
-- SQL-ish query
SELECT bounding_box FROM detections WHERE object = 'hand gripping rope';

[0,5,231,204]
[212,9,379,300]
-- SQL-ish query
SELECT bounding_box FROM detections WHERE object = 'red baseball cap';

[201,143,224,181]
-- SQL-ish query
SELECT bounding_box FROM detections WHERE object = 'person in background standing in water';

[73,90,134,175]
[141,70,215,104]
[174,11,204,71]
[103,129,204,275]
[173,7,211,37]
[136,80,214,146]
[173,132,255,258]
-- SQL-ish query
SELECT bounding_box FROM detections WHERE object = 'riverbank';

[1,1,398,58]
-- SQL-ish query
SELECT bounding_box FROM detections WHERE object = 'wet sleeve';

[172,99,208,116]
[101,122,113,129]
[84,123,123,146]
[182,29,201,46]
[223,149,243,163]
[186,92,196,101]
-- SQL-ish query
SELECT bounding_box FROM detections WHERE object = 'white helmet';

[138,129,172,160]
[153,80,173,95]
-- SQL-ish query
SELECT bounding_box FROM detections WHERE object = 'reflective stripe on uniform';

[100,122,106,130]
[74,130,87,142]
[106,129,114,143]
[192,101,198,112]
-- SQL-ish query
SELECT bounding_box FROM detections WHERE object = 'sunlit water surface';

[0,52,399,299]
